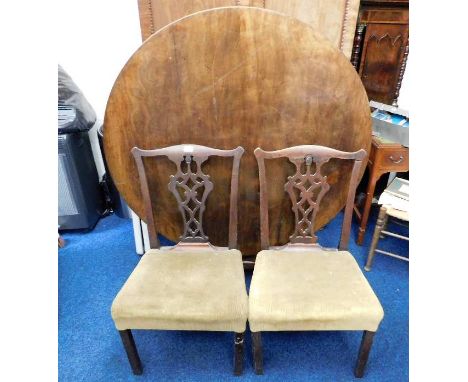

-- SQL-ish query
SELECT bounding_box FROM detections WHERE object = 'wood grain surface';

[137,1,361,58]
[104,7,371,255]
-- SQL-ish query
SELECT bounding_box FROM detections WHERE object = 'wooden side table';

[354,137,409,245]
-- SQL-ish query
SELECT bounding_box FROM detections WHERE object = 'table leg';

[357,170,382,245]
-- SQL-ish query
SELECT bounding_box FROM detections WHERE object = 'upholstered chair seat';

[112,249,248,332]
[249,250,383,333]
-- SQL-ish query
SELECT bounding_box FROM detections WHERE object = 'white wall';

[59,1,143,177]
[397,56,411,111]
[58,1,142,120]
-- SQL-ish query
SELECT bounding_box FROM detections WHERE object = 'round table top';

[104,7,371,255]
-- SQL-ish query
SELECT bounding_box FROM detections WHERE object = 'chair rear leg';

[119,329,143,375]
[354,330,376,378]
[251,331,264,375]
[234,332,245,376]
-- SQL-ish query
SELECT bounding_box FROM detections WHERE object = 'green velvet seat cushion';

[112,249,248,332]
[249,250,384,332]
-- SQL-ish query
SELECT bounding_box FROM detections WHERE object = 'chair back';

[254,145,366,251]
[132,144,244,250]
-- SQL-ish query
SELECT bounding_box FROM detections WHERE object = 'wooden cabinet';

[351,0,409,105]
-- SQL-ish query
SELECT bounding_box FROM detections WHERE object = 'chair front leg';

[354,330,376,378]
[365,207,387,271]
[251,331,264,375]
[119,329,143,375]
[234,332,245,376]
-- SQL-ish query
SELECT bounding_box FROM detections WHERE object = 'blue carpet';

[59,207,408,381]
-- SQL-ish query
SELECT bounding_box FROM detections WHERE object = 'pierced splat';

[132,144,244,250]
[254,145,367,251]
[285,155,331,244]
[167,154,213,243]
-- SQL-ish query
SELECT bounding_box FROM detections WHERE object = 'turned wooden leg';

[251,332,264,375]
[365,207,388,271]
[354,331,376,378]
[380,214,389,238]
[233,332,245,376]
[119,330,143,375]
[357,171,381,245]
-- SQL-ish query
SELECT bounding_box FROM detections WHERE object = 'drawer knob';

[389,155,404,164]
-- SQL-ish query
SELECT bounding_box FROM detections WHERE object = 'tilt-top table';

[104,7,372,256]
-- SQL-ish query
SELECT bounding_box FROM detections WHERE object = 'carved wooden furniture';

[351,0,409,105]
[104,7,372,257]
[249,145,384,377]
[136,0,361,59]
[111,144,248,376]
[354,136,408,245]
[365,205,409,271]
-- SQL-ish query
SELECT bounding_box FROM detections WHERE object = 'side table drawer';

[377,147,409,171]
